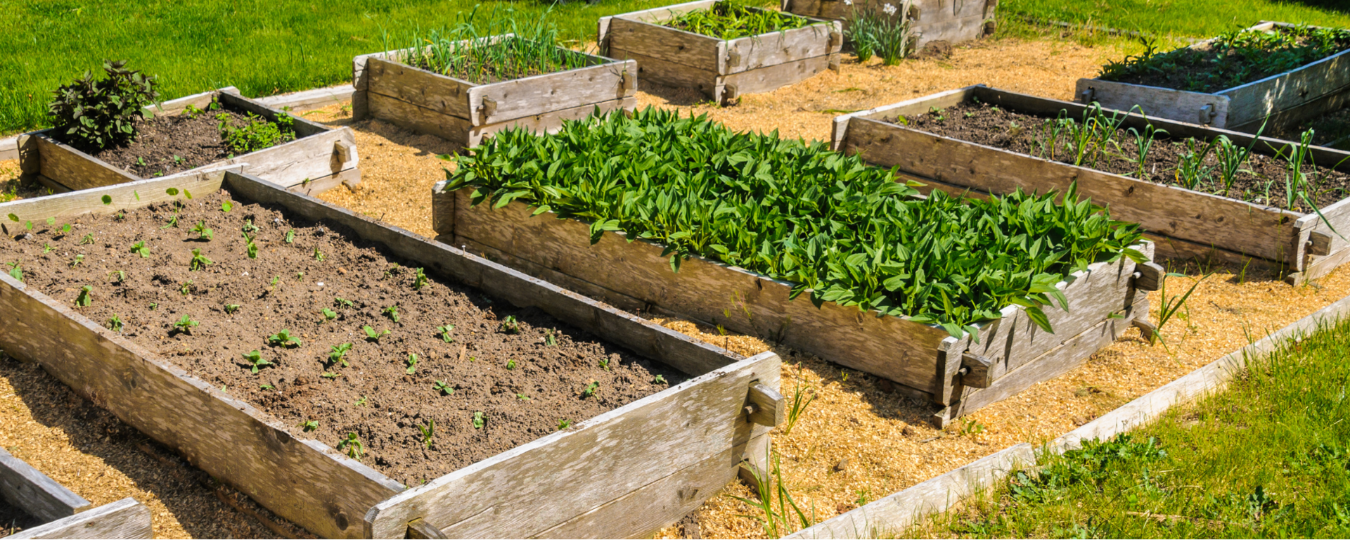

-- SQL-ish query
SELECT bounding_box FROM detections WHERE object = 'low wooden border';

[1,447,152,539]
[0,169,782,538]
[832,84,1350,284]
[598,0,843,105]
[1075,22,1350,132]
[787,288,1350,539]
[432,182,1155,424]
[781,0,997,50]
[14,87,360,197]
[352,37,637,150]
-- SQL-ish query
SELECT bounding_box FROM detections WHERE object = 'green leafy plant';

[268,329,303,348]
[190,220,213,240]
[69,254,84,268]
[406,353,418,374]
[218,112,296,155]
[354,395,368,406]
[418,419,435,449]
[337,432,364,460]
[846,3,910,66]
[328,342,352,367]
[241,350,273,373]
[47,60,159,151]
[6,262,22,282]
[516,393,530,400]
[412,267,428,290]
[499,315,519,334]
[161,213,179,229]
[653,374,667,384]
[321,372,339,379]
[782,380,816,436]
[189,248,212,271]
[334,297,353,308]
[472,411,485,430]
[732,447,812,537]
[598,358,610,371]
[244,233,258,259]
[433,379,453,395]
[299,420,319,432]
[363,326,390,342]
[75,285,93,307]
[79,232,94,245]
[558,419,572,430]
[382,305,400,323]
[284,229,295,243]
[225,303,241,314]
[130,241,150,258]
[173,314,198,334]
[665,1,818,40]
[436,324,454,343]
[506,359,517,370]
[385,6,592,85]
[322,308,338,320]
[582,381,599,398]
[312,247,324,262]
[1152,272,1211,349]
[221,201,233,213]
[446,108,1145,338]
[1100,26,1350,93]
[107,314,124,332]
[109,270,125,283]
[179,280,193,296]
[544,329,557,346]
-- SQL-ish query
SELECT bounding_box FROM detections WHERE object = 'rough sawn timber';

[783,0,998,48]
[8,499,152,540]
[0,170,777,539]
[832,85,1350,283]
[600,0,842,105]
[0,447,90,522]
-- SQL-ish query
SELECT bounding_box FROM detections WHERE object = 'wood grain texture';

[1218,43,1350,128]
[32,133,140,191]
[721,54,834,97]
[608,47,720,95]
[366,57,474,120]
[9,498,152,540]
[0,167,237,231]
[725,22,839,74]
[368,92,472,145]
[0,448,90,522]
[468,98,637,146]
[256,84,357,113]
[470,59,636,125]
[607,17,719,70]
[611,0,719,25]
[1075,78,1231,127]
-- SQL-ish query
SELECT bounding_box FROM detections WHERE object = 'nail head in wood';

[1308,231,1333,256]
[746,383,784,427]
[1135,262,1165,291]
[959,352,1000,388]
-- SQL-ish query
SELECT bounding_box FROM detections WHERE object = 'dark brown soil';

[894,101,1350,211]
[1100,28,1350,93]
[0,189,683,486]
[0,499,41,538]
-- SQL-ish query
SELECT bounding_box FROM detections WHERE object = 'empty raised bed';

[833,85,1350,283]
[18,84,359,198]
[1076,22,1350,131]
[0,447,151,539]
[0,169,781,538]
[352,25,637,149]
[599,0,842,105]
[434,108,1156,424]
[781,0,997,50]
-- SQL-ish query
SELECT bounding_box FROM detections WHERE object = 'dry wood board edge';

[8,498,153,540]
[0,447,90,522]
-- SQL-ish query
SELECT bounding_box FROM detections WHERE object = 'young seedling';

[558,419,572,430]
[405,353,418,374]
[500,315,519,334]
[107,314,124,332]
[161,213,179,229]
[599,358,610,371]
[190,221,213,240]
[69,254,84,268]
[298,420,318,432]
[516,393,530,401]
[472,411,485,430]
[189,248,213,271]
[412,267,428,290]
[244,234,258,259]
[284,229,295,243]
[268,329,303,348]
[363,326,390,342]
[312,247,324,262]
[294,271,304,281]
[41,243,52,254]
[432,380,453,395]
[241,350,273,373]
[544,329,557,347]
[328,342,352,367]
[148,303,158,310]
[225,303,240,314]
[653,374,667,384]
[1152,272,1211,349]
[242,219,260,233]
[109,270,125,284]
[321,372,339,379]
[179,280,193,296]
[354,395,368,407]
[334,297,353,308]
[582,381,599,399]
[782,380,816,436]
[322,308,338,321]
[382,305,400,323]
[173,315,198,335]
[75,285,93,307]
[418,419,435,449]
[337,432,364,460]
[79,233,94,245]
[260,384,274,390]
[130,241,150,258]
[221,201,233,213]
[436,325,454,343]
[505,359,517,370]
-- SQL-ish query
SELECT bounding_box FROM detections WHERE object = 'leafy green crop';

[47,60,159,152]
[268,329,303,348]
[445,108,1146,337]
[241,350,273,373]
[189,248,212,271]
[666,0,819,40]
[328,342,352,367]
[218,111,296,155]
[385,5,594,85]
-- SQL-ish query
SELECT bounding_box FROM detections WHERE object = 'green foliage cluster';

[47,60,159,152]
[1100,25,1350,93]
[218,111,296,155]
[665,1,819,40]
[386,6,593,85]
[845,2,909,65]
[445,108,1145,336]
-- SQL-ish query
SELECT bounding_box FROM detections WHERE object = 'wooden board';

[9,498,152,540]
[722,54,835,98]
[1076,78,1231,127]
[1218,38,1350,128]
[26,133,140,191]
[367,91,473,145]
[725,23,839,74]
[469,98,637,147]
[366,57,474,120]
[607,47,721,96]
[606,17,721,71]
[471,60,636,125]
[0,448,90,522]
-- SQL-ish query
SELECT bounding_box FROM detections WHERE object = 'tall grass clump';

[445,108,1147,338]
[665,0,820,40]
[383,5,595,84]
[845,1,910,65]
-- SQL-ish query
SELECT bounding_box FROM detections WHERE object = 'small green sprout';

[75,285,93,307]
[295,271,304,281]
[162,213,179,229]
[418,419,435,449]
[109,270,125,283]
[544,329,557,347]
[412,267,428,290]
[284,229,295,243]
[190,221,213,240]
[221,201,233,213]
[179,280,193,296]
[245,234,258,259]
[45,217,55,227]
[260,384,274,390]
[406,353,418,374]
[173,315,198,335]
[558,419,572,430]
[79,233,94,245]
[500,315,519,334]
[268,329,303,348]
[472,411,485,430]
[107,314,124,332]
[313,247,324,262]
[354,395,368,407]
[328,343,352,367]
[582,381,599,398]
[242,219,259,233]
[41,243,52,254]
[70,254,84,268]
[363,326,390,342]
[334,297,353,308]
[148,302,158,310]
[506,359,517,370]
[241,350,272,373]
[322,308,337,320]
[337,432,364,460]
[321,372,339,379]
[225,303,240,314]
[516,393,530,401]
[436,325,454,343]
[6,262,22,283]
[130,241,149,258]
[189,248,213,271]
[653,374,667,384]
[382,305,399,323]
[599,358,610,371]
[299,420,318,432]
[433,380,453,395]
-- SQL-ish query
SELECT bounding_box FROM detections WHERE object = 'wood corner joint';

[746,381,784,427]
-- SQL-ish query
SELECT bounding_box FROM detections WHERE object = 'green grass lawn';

[0,0,684,136]
[911,316,1350,538]
[1005,0,1350,38]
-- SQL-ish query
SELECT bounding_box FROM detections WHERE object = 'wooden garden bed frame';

[780,0,997,50]
[351,36,637,150]
[432,183,1158,425]
[1075,22,1350,131]
[15,87,360,198]
[0,169,783,539]
[598,0,843,105]
[0,447,151,539]
[832,85,1350,284]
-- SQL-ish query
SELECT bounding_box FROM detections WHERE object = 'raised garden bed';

[833,84,1350,284]
[435,108,1156,425]
[0,169,782,538]
[16,88,360,198]
[781,0,997,49]
[598,0,842,105]
[0,447,151,539]
[1077,22,1350,131]
[352,36,637,150]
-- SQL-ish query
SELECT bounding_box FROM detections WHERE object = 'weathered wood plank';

[366,57,474,121]
[471,60,636,125]
[364,352,779,538]
[221,127,358,189]
[30,134,140,192]
[831,86,976,150]
[722,54,834,98]
[608,47,721,95]
[1075,78,1231,127]
[9,498,152,540]
[467,98,637,147]
[725,23,838,74]
[367,92,473,146]
[606,17,720,70]
[610,0,719,25]
[0,448,90,522]
[0,167,237,231]
[1218,44,1350,128]
[256,84,357,113]
[147,87,231,118]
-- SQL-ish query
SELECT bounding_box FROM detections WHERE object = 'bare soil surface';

[0,188,680,486]
[896,100,1350,210]
[0,499,41,538]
